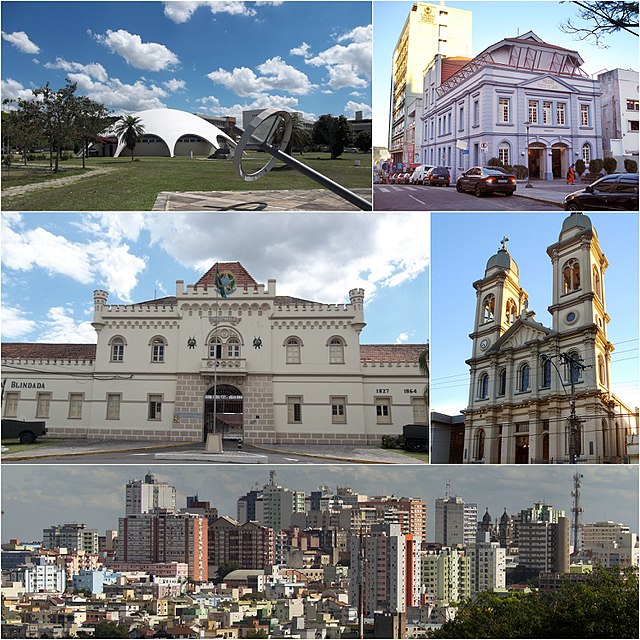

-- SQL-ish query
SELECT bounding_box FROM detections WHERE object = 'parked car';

[399,172,412,184]
[424,166,451,187]
[208,148,231,159]
[1,419,47,444]
[563,173,639,211]
[410,165,433,185]
[343,147,359,153]
[456,166,517,196]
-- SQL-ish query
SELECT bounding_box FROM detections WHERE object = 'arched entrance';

[203,384,243,441]
[527,143,545,179]
[551,142,569,179]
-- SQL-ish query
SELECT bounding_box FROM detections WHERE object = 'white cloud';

[39,306,97,343]
[1,30,40,54]
[1,306,37,339]
[344,101,372,119]
[162,1,283,23]
[43,57,108,81]
[395,332,410,344]
[96,29,179,71]
[0,78,34,105]
[67,72,167,112]
[208,56,315,98]
[196,93,314,123]
[290,42,311,57]
[305,24,371,90]
[164,78,186,92]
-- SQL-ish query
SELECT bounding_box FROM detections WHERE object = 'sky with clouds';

[2,464,637,543]
[0,212,428,346]
[1,1,372,122]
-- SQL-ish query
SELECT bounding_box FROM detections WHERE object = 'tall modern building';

[435,495,478,547]
[582,521,639,568]
[420,547,470,605]
[256,470,306,532]
[209,516,276,570]
[517,516,570,574]
[467,539,506,593]
[125,473,177,515]
[389,1,472,165]
[42,523,99,554]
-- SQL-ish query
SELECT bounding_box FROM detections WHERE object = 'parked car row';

[563,173,638,211]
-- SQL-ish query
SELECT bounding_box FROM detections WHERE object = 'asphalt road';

[373,184,561,211]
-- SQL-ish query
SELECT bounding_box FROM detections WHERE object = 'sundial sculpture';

[232,109,372,211]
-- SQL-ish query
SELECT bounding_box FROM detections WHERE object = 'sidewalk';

[1,438,425,464]
[512,179,583,208]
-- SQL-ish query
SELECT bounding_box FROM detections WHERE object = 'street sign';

[480,141,488,150]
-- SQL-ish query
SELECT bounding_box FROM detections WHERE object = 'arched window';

[109,336,126,362]
[477,373,489,399]
[498,141,510,166]
[150,336,166,363]
[328,337,345,364]
[227,337,240,358]
[519,363,530,391]
[505,298,517,324]
[564,350,582,384]
[592,265,601,298]
[562,259,580,293]
[602,419,607,458]
[482,294,495,322]
[582,142,591,163]
[598,355,606,385]
[285,337,301,364]
[209,338,223,359]
[541,357,552,388]
[497,368,507,396]
[474,428,486,460]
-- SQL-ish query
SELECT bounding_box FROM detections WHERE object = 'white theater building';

[1,263,427,445]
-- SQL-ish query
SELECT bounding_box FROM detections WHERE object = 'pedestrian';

[566,164,575,185]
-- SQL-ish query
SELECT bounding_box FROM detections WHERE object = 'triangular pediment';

[487,315,553,353]
[518,73,578,93]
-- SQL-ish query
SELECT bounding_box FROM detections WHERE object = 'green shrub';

[487,157,504,167]
[511,164,528,180]
[603,157,617,174]
[381,435,401,449]
[589,158,603,174]
[624,158,638,173]
[574,159,585,176]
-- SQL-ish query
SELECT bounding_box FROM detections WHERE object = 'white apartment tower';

[435,495,478,547]
[125,472,177,515]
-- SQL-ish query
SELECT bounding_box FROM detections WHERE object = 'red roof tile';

[1,343,96,360]
[360,344,427,364]
[195,262,258,288]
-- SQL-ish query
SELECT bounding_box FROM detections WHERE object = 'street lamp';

[524,121,532,188]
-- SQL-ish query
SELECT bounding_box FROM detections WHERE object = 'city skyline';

[2,465,637,543]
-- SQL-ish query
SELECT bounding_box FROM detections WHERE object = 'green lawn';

[2,166,85,187]
[388,448,429,463]
[1,152,372,211]
[1,439,46,453]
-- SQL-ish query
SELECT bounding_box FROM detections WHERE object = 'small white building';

[1,262,427,446]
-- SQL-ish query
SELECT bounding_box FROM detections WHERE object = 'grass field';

[0,439,46,453]
[1,152,372,211]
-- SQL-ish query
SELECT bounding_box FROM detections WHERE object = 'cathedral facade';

[2,263,427,446]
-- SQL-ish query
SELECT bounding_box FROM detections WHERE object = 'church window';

[285,337,301,364]
[151,336,166,362]
[541,357,552,388]
[602,419,608,458]
[110,336,126,362]
[505,298,517,324]
[473,428,486,460]
[497,368,507,396]
[565,350,582,384]
[598,355,606,385]
[328,337,345,364]
[518,363,530,391]
[477,373,489,399]
[592,266,601,298]
[482,294,495,322]
[227,337,240,358]
[562,259,580,293]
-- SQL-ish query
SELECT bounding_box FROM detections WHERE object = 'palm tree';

[113,115,145,161]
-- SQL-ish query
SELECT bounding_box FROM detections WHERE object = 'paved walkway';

[512,179,586,207]
[153,188,373,211]
[2,166,116,198]
[1,438,425,464]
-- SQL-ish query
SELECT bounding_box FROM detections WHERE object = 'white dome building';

[112,108,236,158]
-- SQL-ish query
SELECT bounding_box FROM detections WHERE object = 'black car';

[1,419,47,444]
[456,166,517,197]
[424,166,451,187]
[563,173,639,211]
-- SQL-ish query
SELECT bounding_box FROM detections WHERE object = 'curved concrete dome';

[114,108,235,158]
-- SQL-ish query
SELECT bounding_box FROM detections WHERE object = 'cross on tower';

[500,236,509,251]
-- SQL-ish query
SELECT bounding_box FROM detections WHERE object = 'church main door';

[203,384,243,441]
[515,435,529,464]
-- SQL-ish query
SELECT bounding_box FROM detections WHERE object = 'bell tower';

[470,236,528,359]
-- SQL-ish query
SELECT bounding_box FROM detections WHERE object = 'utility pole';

[358,526,365,639]
[571,472,584,556]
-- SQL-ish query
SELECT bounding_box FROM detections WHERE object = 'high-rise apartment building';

[435,495,478,547]
[420,546,470,605]
[256,471,306,532]
[42,523,99,554]
[389,2,472,164]
[209,516,276,570]
[517,516,570,574]
[467,539,506,593]
[125,472,176,515]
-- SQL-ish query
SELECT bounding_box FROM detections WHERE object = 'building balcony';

[199,358,247,377]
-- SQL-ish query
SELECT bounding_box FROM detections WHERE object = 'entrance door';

[203,384,243,441]
[515,435,529,464]
[528,148,542,179]
[552,148,562,178]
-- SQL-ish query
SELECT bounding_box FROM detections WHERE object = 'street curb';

[1,440,200,462]
[513,193,563,207]
[250,444,415,464]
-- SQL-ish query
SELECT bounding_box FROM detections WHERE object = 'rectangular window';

[580,104,589,126]
[543,101,552,124]
[498,97,510,123]
[626,99,639,111]
[152,343,164,362]
[556,102,566,125]
[528,100,538,124]
[148,394,162,421]
[4,392,19,418]
[473,100,479,126]
[35,392,51,419]
[629,120,639,131]
[68,393,84,419]
[375,397,392,425]
[111,343,124,362]
[287,396,302,424]
[459,105,464,131]
[331,396,347,424]
[412,397,427,424]
[106,393,121,420]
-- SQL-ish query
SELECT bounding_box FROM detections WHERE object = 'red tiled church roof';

[360,344,427,364]
[195,262,258,288]
[1,343,97,360]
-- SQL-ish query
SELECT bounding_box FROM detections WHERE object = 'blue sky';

[373,0,639,146]
[1,1,372,121]
[0,212,428,346]
[2,464,637,542]
[431,211,639,414]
